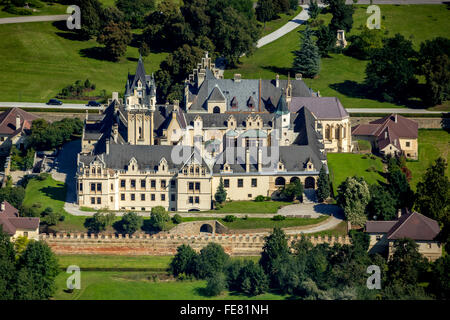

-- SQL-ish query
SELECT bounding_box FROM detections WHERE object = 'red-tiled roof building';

[0,200,40,240]
[0,107,39,155]
[352,114,418,159]
[365,211,442,261]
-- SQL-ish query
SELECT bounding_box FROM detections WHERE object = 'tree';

[336,176,370,227]
[0,227,16,300]
[0,186,25,209]
[260,227,290,283]
[387,163,415,210]
[415,157,449,224]
[256,0,275,27]
[308,0,321,20]
[292,26,320,78]
[315,25,335,57]
[346,26,384,60]
[325,0,354,33]
[196,243,229,279]
[317,166,330,202]
[429,255,450,300]
[98,21,132,61]
[237,260,269,296]
[364,34,417,103]
[387,238,428,287]
[116,0,155,28]
[366,184,397,221]
[214,178,227,204]
[17,240,60,299]
[114,212,142,235]
[149,206,170,231]
[417,37,450,106]
[280,179,304,201]
[180,0,211,38]
[211,7,260,67]
[170,244,198,277]
[204,272,227,296]
[73,0,104,40]
[84,212,115,233]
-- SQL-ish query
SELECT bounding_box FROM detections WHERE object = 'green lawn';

[0,3,67,18]
[226,4,450,109]
[308,220,348,237]
[52,271,287,300]
[407,129,450,190]
[259,7,303,37]
[0,21,168,102]
[23,175,67,215]
[207,200,293,213]
[327,153,386,194]
[56,254,260,270]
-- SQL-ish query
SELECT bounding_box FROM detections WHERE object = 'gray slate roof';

[290,97,348,119]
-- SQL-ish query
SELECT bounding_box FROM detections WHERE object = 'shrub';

[170,244,198,277]
[272,215,286,221]
[149,206,170,231]
[223,215,237,223]
[59,215,65,222]
[172,214,183,224]
[113,212,142,235]
[255,195,265,202]
[196,243,230,279]
[204,272,227,297]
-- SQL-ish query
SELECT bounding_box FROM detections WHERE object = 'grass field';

[406,129,450,189]
[207,200,292,213]
[0,21,168,102]
[23,175,67,215]
[259,7,303,37]
[52,271,288,300]
[327,153,386,194]
[225,4,450,109]
[0,3,67,18]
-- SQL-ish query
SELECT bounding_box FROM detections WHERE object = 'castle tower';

[275,90,291,146]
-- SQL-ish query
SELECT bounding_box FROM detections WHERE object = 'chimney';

[112,92,119,102]
[234,74,241,82]
[15,115,21,130]
[397,209,402,219]
[106,139,110,155]
[385,131,388,139]
[173,100,179,112]
[245,148,250,172]
[0,202,4,211]
[295,73,302,80]
[257,148,262,172]
[394,114,398,123]
[275,74,279,88]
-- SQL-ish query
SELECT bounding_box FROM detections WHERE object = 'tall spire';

[275,89,289,115]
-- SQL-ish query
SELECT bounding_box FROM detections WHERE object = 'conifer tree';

[214,177,227,204]
[292,26,320,78]
[317,166,330,202]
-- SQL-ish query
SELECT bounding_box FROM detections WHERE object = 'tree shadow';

[127,57,139,62]
[40,186,66,202]
[261,65,292,76]
[79,47,110,61]
[329,80,368,100]
[52,21,85,41]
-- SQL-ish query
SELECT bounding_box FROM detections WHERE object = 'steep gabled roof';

[0,107,39,135]
[290,97,348,119]
[208,86,226,102]
[0,200,40,236]
[387,212,441,241]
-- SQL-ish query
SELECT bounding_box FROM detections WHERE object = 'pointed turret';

[275,90,289,116]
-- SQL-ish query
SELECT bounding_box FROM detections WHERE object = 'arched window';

[325,125,331,140]
[275,177,286,186]
[213,106,220,113]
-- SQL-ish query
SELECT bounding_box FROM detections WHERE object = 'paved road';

[0,14,69,25]
[0,102,103,110]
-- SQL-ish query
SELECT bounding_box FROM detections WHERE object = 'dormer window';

[231,97,238,108]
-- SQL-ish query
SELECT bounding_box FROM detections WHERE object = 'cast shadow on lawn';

[261,65,292,76]
[79,47,111,61]
[40,185,66,203]
[52,21,85,41]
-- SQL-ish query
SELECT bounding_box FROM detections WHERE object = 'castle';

[76,53,352,212]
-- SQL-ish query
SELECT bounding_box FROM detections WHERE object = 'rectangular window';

[91,183,95,192]
[171,194,175,201]
[97,197,101,204]
[110,183,113,191]
[195,196,199,204]
[161,180,166,188]
[97,183,102,192]
[130,179,136,188]
[161,194,166,201]
[23,231,28,237]
[195,182,200,191]
[151,180,156,188]
[141,179,146,189]
[189,182,194,190]
[141,194,145,201]
[151,194,155,201]
[110,196,113,202]
[171,180,176,187]
[224,179,229,188]
[189,196,193,204]
[238,179,243,188]
[79,183,83,191]
[121,193,125,201]
[120,179,126,188]
[406,141,411,147]
[91,197,95,204]
[251,178,257,187]
[131,194,135,201]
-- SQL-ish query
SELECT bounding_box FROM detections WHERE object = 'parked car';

[86,100,101,107]
[46,99,63,105]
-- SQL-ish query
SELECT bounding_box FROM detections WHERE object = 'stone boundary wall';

[351,117,449,129]
[40,233,351,256]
